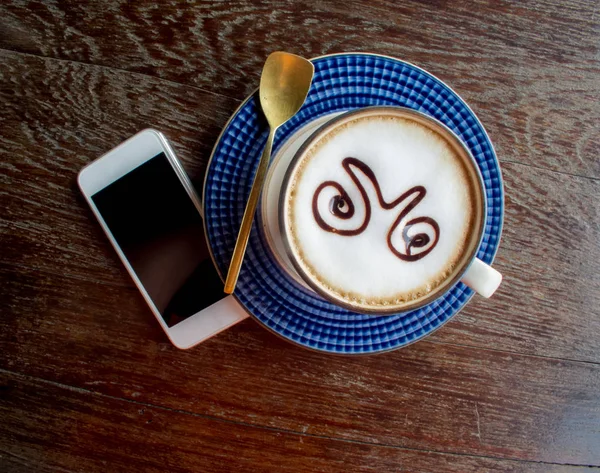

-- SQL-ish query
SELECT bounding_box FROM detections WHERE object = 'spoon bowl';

[260,52,315,128]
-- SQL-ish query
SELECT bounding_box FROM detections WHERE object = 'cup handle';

[460,258,502,298]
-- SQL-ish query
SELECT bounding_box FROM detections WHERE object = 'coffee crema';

[283,109,483,313]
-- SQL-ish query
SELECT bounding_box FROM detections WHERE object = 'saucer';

[203,53,504,354]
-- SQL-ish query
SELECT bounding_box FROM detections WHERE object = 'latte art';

[312,157,440,261]
[282,108,484,313]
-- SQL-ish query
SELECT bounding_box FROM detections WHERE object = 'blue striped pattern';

[204,53,504,354]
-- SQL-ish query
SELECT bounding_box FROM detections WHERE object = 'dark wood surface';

[1,1,599,471]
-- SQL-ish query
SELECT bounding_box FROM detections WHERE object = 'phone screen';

[92,152,225,327]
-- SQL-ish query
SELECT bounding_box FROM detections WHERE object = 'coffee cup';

[267,106,501,314]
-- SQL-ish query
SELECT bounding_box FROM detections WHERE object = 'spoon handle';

[224,128,276,293]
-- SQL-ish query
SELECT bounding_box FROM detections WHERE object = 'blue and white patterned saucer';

[203,53,504,354]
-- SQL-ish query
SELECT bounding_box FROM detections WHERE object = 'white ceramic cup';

[262,107,502,314]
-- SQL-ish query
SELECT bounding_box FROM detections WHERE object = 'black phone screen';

[92,152,225,327]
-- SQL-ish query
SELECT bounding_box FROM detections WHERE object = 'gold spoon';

[224,51,314,294]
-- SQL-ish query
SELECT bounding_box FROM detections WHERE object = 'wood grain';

[2,264,600,465]
[1,0,599,178]
[1,1,600,469]
[2,50,599,363]
[2,372,594,473]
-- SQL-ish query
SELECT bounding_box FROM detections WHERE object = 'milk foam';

[286,114,478,310]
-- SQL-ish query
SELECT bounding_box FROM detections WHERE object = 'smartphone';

[78,129,248,349]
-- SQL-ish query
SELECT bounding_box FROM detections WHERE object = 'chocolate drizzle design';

[312,158,440,261]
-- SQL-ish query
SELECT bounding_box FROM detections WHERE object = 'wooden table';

[1,1,599,471]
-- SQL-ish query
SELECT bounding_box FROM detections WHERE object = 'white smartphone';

[78,129,248,349]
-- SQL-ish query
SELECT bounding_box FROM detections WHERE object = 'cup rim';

[278,105,487,315]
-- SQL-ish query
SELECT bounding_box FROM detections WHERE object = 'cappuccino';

[281,108,484,313]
